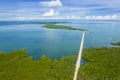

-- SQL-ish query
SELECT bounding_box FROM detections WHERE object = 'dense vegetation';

[111,42,120,46]
[42,24,87,31]
[0,47,120,80]
[78,47,120,80]
[0,50,76,80]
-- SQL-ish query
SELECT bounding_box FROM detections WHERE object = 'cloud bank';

[84,15,119,20]
[39,0,62,7]
[42,9,59,17]
[9,15,119,21]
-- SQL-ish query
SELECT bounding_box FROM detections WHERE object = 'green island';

[42,24,87,31]
[111,42,120,46]
[0,47,120,80]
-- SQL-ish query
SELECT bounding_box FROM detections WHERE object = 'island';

[111,42,120,46]
[42,24,88,31]
[0,47,119,80]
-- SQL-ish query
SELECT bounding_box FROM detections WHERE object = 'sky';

[0,0,120,20]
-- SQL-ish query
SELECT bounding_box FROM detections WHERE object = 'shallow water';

[0,20,120,59]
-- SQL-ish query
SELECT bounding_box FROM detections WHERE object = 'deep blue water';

[0,20,120,59]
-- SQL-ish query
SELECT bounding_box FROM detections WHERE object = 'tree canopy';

[0,47,120,80]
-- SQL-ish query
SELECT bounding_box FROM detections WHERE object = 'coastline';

[0,47,120,80]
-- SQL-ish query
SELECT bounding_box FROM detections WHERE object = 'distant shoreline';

[111,42,120,46]
[42,24,88,31]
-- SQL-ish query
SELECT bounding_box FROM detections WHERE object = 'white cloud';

[41,15,81,20]
[39,0,62,7]
[65,15,81,20]
[84,15,119,20]
[42,9,59,17]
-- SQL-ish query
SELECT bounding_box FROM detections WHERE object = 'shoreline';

[0,47,120,80]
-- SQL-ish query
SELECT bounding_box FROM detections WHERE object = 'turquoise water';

[0,20,120,59]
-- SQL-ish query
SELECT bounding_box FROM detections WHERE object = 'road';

[73,31,85,80]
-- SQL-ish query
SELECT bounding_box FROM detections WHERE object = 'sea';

[0,20,120,59]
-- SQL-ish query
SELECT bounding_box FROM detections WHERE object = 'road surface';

[73,31,85,80]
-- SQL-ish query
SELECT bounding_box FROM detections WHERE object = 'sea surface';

[0,20,120,59]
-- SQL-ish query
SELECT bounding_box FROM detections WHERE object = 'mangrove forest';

[0,47,120,80]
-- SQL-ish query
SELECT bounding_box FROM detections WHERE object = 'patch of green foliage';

[0,47,120,80]
[111,42,120,46]
[0,49,76,80]
[42,24,87,31]
[78,47,120,80]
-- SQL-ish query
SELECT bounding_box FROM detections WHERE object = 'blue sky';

[0,0,120,20]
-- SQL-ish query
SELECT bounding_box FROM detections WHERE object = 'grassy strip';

[42,24,87,31]
[111,42,120,46]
